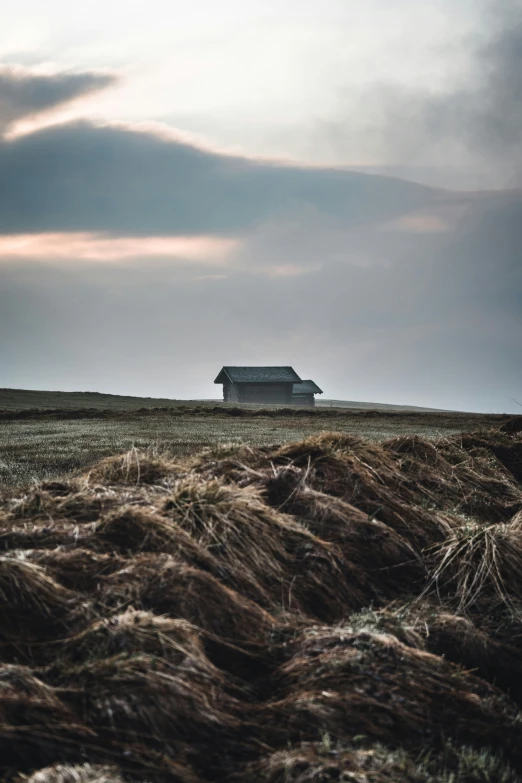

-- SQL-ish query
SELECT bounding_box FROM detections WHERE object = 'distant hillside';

[317,399,451,413]
[0,388,451,413]
[0,388,199,411]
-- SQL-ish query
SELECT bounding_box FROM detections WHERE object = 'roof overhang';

[214,368,233,384]
[292,380,323,394]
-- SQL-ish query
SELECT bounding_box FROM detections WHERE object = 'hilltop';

[1,387,451,413]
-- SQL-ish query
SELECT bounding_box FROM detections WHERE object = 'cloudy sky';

[0,0,521,411]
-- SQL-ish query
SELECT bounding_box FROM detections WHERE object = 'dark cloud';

[0,66,116,133]
[317,0,522,188]
[0,119,451,236]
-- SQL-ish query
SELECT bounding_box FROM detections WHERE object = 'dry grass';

[424,515,522,611]
[264,625,521,756]
[246,741,521,783]
[0,427,519,782]
[87,448,183,486]
[22,764,126,783]
[162,478,366,620]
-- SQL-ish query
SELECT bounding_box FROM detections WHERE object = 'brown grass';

[86,448,183,486]
[246,741,521,783]
[264,625,521,758]
[22,764,125,783]
[0,428,519,781]
[424,514,522,611]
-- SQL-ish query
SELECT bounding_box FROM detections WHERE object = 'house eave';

[214,368,233,384]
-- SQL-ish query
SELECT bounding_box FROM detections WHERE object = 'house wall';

[292,393,315,407]
[223,382,239,402]
[238,383,293,405]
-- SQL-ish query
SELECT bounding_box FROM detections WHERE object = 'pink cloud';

[264,264,317,277]
[381,200,476,234]
[0,232,239,263]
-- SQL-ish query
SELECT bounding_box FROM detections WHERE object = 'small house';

[214,366,301,405]
[292,380,323,407]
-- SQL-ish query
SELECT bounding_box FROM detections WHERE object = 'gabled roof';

[214,366,301,384]
[292,380,323,395]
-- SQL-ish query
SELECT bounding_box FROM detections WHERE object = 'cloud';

[0,65,116,134]
[0,118,453,237]
[315,0,522,188]
[0,233,238,263]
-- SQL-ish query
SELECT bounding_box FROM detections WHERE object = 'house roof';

[292,380,323,394]
[214,366,301,384]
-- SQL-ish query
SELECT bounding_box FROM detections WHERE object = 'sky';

[0,0,521,411]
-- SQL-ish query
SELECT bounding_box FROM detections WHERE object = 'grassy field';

[0,405,512,488]
[0,385,516,487]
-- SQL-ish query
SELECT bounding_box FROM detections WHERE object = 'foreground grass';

[0,430,520,782]
[0,411,474,487]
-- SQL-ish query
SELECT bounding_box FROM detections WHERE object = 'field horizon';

[0,386,518,489]
[0,386,469,414]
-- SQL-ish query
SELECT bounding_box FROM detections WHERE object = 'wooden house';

[292,380,323,407]
[214,366,302,405]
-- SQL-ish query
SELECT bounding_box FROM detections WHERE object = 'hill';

[316,398,450,412]
[0,388,202,411]
[0,387,450,413]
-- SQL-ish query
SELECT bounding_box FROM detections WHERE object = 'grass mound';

[163,478,366,621]
[95,506,215,566]
[0,665,93,770]
[265,626,521,765]
[62,609,209,666]
[100,555,278,648]
[0,427,520,782]
[265,479,426,599]
[0,557,78,637]
[425,514,522,611]
[23,764,125,783]
[56,653,245,767]
[87,448,182,486]
[248,741,521,783]
[419,610,522,700]
[200,434,457,550]
[27,550,125,593]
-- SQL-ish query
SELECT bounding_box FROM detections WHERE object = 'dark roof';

[215,366,301,384]
[292,380,323,395]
